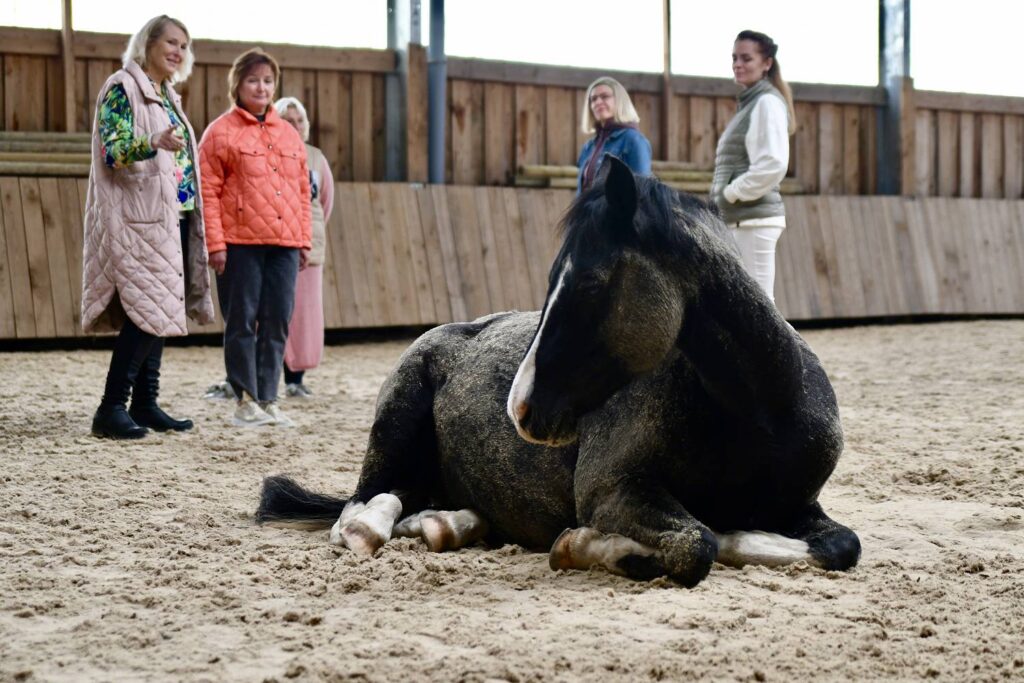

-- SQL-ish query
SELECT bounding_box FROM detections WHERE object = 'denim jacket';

[576,126,652,193]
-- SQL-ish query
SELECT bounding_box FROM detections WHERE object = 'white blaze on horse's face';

[507,258,572,444]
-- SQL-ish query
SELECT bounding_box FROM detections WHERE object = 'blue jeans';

[217,244,299,403]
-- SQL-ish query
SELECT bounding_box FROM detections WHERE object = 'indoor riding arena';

[2,4,1023,681]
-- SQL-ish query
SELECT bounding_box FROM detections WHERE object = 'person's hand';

[152,125,185,152]
[299,248,311,271]
[209,250,227,276]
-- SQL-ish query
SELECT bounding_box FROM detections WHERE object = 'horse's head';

[507,156,716,446]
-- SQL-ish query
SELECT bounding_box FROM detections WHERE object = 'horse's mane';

[557,174,736,262]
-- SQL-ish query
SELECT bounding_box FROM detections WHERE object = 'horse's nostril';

[514,400,530,424]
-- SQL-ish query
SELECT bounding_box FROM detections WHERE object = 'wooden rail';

[1,177,1021,340]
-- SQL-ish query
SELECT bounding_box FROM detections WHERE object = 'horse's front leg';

[557,481,718,587]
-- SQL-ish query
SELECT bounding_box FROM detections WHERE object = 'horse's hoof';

[419,510,488,552]
[420,514,454,552]
[548,527,601,571]
[338,520,387,556]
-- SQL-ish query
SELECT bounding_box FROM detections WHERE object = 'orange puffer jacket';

[198,105,312,253]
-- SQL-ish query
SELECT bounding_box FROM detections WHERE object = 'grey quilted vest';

[710,79,787,224]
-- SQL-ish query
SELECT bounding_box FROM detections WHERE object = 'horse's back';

[423,311,578,549]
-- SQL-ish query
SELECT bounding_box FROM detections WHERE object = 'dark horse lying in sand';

[258,157,860,586]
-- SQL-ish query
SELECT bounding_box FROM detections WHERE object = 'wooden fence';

[4,27,1024,198]
[2,176,1022,340]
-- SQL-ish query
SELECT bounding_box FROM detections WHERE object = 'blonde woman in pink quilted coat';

[82,16,214,440]
[199,48,312,428]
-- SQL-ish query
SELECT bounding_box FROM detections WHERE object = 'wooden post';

[661,0,671,161]
[60,0,76,133]
[878,0,911,195]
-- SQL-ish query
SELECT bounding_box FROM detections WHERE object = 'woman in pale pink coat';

[82,15,213,439]
[275,97,334,397]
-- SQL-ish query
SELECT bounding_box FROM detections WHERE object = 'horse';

[257,156,860,587]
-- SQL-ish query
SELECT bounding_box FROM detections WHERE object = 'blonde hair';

[580,77,640,134]
[274,97,310,141]
[228,48,280,108]
[736,30,796,135]
[122,15,194,85]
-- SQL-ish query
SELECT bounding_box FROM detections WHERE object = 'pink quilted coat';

[198,105,312,254]
[81,61,214,337]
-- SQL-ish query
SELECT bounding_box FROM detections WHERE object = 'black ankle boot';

[129,343,193,432]
[92,404,148,439]
[128,404,194,432]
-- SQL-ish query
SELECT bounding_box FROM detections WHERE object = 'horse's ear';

[597,155,638,223]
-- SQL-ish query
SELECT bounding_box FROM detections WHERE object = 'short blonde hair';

[274,96,310,141]
[228,48,280,107]
[580,77,640,134]
[122,15,194,85]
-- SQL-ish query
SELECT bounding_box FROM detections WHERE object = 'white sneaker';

[233,394,275,427]
[261,401,295,428]
[285,383,313,399]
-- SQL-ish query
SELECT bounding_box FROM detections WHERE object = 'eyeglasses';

[589,93,614,105]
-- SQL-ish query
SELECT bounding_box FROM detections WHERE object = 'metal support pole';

[878,0,911,194]
[427,0,446,184]
[661,0,671,161]
[61,0,76,132]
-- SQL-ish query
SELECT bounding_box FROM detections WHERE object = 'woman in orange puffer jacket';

[199,47,312,428]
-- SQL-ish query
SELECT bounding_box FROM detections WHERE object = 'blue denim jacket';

[576,127,653,193]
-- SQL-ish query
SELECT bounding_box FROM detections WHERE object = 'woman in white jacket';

[710,30,795,304]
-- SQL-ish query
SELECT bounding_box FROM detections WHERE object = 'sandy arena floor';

[1,319,1023,682]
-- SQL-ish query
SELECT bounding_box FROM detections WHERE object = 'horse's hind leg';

[333,348,440,555]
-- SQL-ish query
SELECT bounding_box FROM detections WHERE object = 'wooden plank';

[46,57,66,132]
[0,56,5,132]
[689,97,715,169]
[670,94,689,162]
[515,189,553,309]
[181,64,207,135]
[544,87,577,167]
[367,184,409,323]
[793,102,818,194]
[17,178,56,336]
[396,185,437,323]
[427,186,468,321]
[351,73,374,181]
[915,89,1024,116]
[445,186,491,319]
[573,88,590,161]
[825,197,867,316]
[979,200,1015,311]
[633,91,661,162]
[817,104,842,195]
[371,74,386,181]
[405,44,429,184]
[802,197,838,316]
[205,65,231,123]
[0,173,16,338]
[935,110,959,197]
[775,197,817,319]
[980,114,1004,198]
[958,113,978,198]
[36,178,75,336]
[349,183,386,326]
[4,56,48,131]
[914,109,935,196]
[901,198,943,313]
[663,90,680,162]
[713,97,736,144]
[381,183,422,323]
[330,184,371,327]
[496,187,536,311]
[315,71,342,181]
[860,104,878,194]
[473,188,506,312]
[1004,116,1024,199]
[74,58,89,132]
[450,79,484,185]
[899,77,916,197]
[483,82,515,185]
[411,187,453,323]
[842,105,861,194]
[514,85,545,171]
[321,185,357,328]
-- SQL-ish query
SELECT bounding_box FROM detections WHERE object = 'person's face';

[238,63,276,115]
[145,23,188,82]
[732,39,772,88]
[589,85,616,125]
[281,106,304,135]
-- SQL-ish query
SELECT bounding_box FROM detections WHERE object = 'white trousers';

[730,224,785,303]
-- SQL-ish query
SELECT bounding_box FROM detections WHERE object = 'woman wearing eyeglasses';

[576,77,652,193]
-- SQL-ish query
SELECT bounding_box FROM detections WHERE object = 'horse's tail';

[255,475,348,529]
